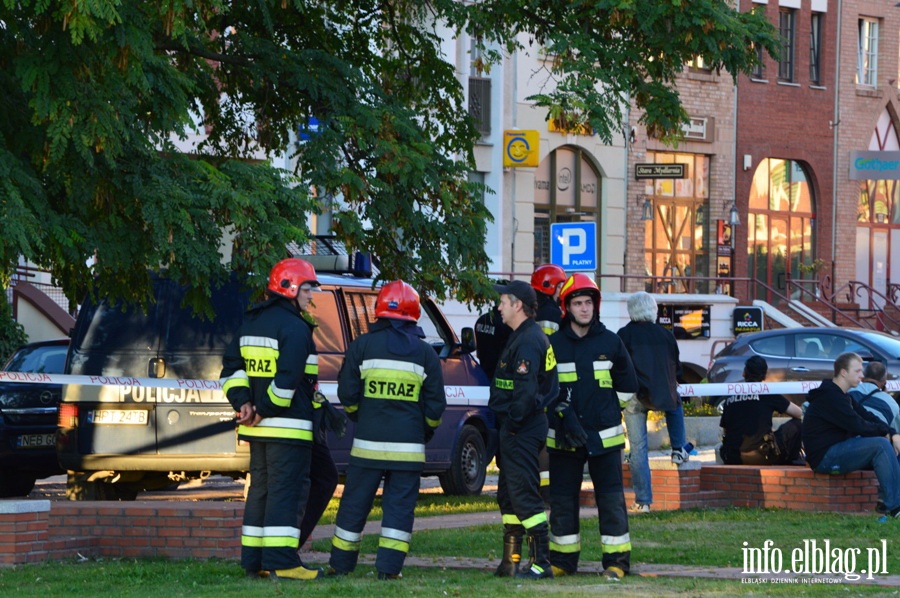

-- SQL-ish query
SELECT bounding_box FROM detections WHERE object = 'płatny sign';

[656,304,711,340]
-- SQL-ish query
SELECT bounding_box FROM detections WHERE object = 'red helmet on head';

[267,258,319,299]
[531,264,567,295]
[375,280,421,322]
[559,273,600,318]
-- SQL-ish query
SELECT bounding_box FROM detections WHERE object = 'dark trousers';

[242,440,312,571]
[297,441,339,549]
[329,465,421,575]
[548,448,630,573]
[496,413,549,533]
[721,419,803,465]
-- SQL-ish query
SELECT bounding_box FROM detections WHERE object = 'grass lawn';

[2,504,897,596]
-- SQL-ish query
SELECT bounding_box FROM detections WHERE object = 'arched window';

[747,158,815,301]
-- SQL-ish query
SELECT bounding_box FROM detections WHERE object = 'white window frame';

[857,18,879,87]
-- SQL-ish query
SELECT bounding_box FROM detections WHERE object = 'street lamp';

[729,202,741,227]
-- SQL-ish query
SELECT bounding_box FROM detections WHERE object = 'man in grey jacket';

[848,361,900,434]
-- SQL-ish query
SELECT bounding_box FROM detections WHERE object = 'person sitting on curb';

[718,355,803,465]
[802,352,900,518]
[848,361,900,434]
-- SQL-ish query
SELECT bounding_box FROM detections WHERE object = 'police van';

[56,273,495,500]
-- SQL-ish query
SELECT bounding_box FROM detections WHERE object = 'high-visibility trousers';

[330,465,421,576]
[548,448,630,574]
[241,440,312,572]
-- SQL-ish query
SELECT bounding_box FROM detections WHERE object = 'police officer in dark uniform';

[474,305,511,379]
[547,274,638,580]
[329,280,446,580]
[220,258,322,581]
[489,279,559,580]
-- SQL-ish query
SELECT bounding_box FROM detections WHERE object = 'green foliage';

[0,291,27,363]
[0,0,778,313]
[462,0,781,144]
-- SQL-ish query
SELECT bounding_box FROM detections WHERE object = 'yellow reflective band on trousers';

[495,378,513,390]
[598,424,625,448]
[593,360,612,388]
[522,512,547,529]
[549,532,581,553]
[240,336,279,378]
[501,514,522,526]
[241,525,300,548]
[601,533,631,554]
[351,438,425,463]
[556,362,577,383]
[379,528,412,553]
[304,354,319,377]
[359,359,424,401]
[540,470,549,487]
[332,525,361,552]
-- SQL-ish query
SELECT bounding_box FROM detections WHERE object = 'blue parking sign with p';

[550,222,597,271]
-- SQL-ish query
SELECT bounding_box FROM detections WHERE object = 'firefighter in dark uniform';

[220,258,322,580]
[546,274,638,580]
[329,280,446,580]
[531,264,566,499]
[489,279,559,580]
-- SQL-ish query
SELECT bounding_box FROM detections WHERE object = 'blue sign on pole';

[550,222,597,271]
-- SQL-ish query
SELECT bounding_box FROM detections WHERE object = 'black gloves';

[424,425,436,444]
[561,410,587,448]
[322,401,349,438]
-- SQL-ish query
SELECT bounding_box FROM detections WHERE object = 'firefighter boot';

[493,532,523,577]
[515,530,554,580]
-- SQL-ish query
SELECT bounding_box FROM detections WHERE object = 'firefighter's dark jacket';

[489,318,559,429]
[338,318,446,471]
[535,294,562,336]
[548,318,638,456]
[220,296,318,445]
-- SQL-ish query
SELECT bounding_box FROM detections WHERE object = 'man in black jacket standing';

[802,352,900,517]
[489,279,559,580]
[617,291,687,515]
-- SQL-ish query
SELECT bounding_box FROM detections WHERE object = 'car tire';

[438,424,487,496]
[65,472,139,501]
[0,472,36,498]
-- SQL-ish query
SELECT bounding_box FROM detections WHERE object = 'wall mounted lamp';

[695,204,706,226]
[728,202,741,227]
[640,196,653,221]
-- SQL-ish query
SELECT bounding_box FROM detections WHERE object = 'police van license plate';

[87,410,149,425]
[17,433,55,448]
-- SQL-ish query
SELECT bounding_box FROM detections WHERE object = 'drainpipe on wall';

[510,49,517,273]
[831,0,842,268]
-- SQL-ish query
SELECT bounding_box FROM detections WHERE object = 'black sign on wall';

[635,164,686,179]
[733,306,764,335]
[656,304,711,340]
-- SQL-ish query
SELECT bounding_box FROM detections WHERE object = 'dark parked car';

[0,338,69,497]
[57,274,494,500]
[707,327,900,405]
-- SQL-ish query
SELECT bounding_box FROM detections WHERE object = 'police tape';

[3,370,896,398]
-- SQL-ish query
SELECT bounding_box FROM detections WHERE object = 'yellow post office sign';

[503,130,540,167]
